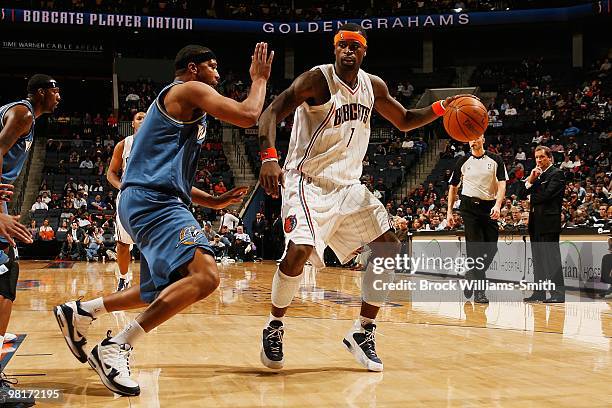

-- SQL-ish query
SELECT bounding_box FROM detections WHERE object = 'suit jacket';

[518,166,565,235]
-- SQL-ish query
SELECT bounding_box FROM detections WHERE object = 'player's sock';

[270,267,302,309]
[359,315,375,328]
[111,320,146,346]
[267,312,284,326]
[80,297,107,319]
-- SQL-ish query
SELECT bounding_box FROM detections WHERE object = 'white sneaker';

[54,300,94,363]
[106,250,117,261]
[342,320,383,372]
[3,332,17,343]
[88,331,140,396]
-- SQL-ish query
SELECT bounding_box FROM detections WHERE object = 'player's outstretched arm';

[191,186,249,210]
[106,140,125,190]
[258,69,323,198]
[369,74,477,132]
[183,42,273,128]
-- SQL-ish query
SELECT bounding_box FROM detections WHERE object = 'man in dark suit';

[520,146,566,303]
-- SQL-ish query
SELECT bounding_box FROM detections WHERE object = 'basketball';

[443,96,488,142]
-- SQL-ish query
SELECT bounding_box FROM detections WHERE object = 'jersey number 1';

[347,128,355,147]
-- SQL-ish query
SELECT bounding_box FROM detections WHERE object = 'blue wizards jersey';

[121,81,207,205]
[0,99,35,183]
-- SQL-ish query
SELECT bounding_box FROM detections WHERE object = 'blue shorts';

[118,187,214,303]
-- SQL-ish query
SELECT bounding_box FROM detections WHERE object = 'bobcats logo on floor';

[284,215,297,233]
[176,226,204,247]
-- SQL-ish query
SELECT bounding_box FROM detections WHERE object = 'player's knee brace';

[0,246,19,302]
[271,268,303,309]
[361,264,395,308]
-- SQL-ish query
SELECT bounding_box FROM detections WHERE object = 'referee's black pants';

[459,197,498,282]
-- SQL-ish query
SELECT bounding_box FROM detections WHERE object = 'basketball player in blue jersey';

[0,74,60,406]
[258,24,473,372]
[54,43,273,396]
[106,111,146,292]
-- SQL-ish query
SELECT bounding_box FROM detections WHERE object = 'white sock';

[267,312,284,326]
[79,297,107,319]
[270,267,303,309]
[111,320,146,347]
[359,315,375,328]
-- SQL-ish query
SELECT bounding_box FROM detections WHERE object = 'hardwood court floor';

[3,260,611,407]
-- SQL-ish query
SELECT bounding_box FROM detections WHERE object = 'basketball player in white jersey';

[258,23,473,371]
[107,111,146,291]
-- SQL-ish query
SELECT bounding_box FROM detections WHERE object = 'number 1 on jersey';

[347,128,355,147]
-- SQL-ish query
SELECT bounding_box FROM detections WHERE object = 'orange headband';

[334,31,367,47]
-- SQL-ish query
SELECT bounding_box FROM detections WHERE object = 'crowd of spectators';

[5,0,592,20]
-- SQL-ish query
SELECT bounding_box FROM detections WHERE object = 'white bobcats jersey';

[284,64,374,186]
[121,135,134,180]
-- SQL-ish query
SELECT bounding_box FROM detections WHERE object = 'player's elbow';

[237,110,259,128]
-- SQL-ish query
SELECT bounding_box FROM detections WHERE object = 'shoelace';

[266,326,284,354]
[357,328,377,354]
[112,345,132,377]
[0,371,17,387]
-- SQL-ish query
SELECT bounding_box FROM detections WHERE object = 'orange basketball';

[442,96,488,142]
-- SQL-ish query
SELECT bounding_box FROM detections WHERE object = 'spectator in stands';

[77,180,89,194]
[213,180,228,195]
[395,218,410,243]
[40,191,51,205]
[69,151,80,164]
[64,177,77,194]
[84,227,104,261]
[46,193,60,210]
[103,134,115,148]
[210,234,227,259]
[69,221,85,244]
[562,122,580,137]
[71,134,83,149]
[515,147,526,161]
[60,234,82,261]
[29,220,38,242]
[234,225,251,243]
[374,144,386,156]
[219,224,234,247]
[73,192,87,210]
[77,211,92,229]
[504,104,517,116]
[39,219,55,241]
[31,196,48,212]
[90,179,104,193]
[252,212,267,259]
[89,194,107,212]
[219,208,240,232]
[80,156,94,169]
[231,235,255,262]
[57,220,69,233]
[203,221,215,242]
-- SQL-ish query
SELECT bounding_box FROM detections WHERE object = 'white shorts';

[115,191,134,246]
[282,170,392,268]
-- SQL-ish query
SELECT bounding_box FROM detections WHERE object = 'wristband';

[262,158,278,164]
[432,100,446,116]
[260,147,278,161]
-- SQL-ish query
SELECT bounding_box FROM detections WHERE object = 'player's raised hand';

[0,214,32,246]
[259,161,284,199]
[0,184,15,202]
[217,186,249,209]
[249,42,274,82]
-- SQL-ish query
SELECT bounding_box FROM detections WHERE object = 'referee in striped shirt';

[447,135,508,303]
